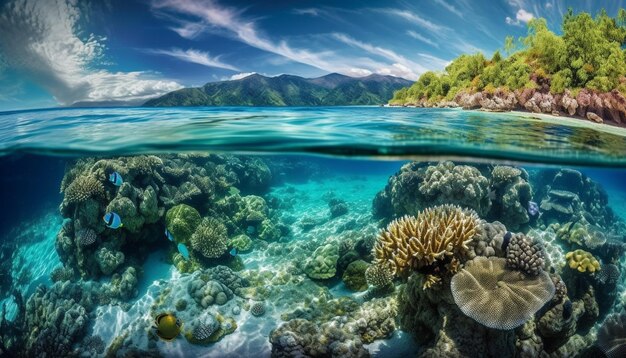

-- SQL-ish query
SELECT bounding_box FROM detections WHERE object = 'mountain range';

[143,73,412,107]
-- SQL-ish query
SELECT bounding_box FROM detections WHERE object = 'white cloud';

[0,0,182,106]
[147,48,238,71]
[293,8,320,16]
[506,8,534,26]
[332,33,425,80]
[230,72,256,80]
[433,0,463,17]
[406,30,438,48]
[381,9,450,33]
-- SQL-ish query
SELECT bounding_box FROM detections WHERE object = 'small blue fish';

[177,243,190,260]
[527,201,539,217]
[165,229,174,242]
[229,247,238,257]
[103,212,123,229]
[108,172,123,186]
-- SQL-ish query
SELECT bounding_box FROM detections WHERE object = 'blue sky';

[0,0,623,110]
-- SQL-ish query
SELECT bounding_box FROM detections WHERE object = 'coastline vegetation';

[390,9,626,105]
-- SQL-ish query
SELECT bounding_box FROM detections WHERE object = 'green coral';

[304,243,340,280]
[342,260,369,292]
[190,218,228,259]
[105,196,144,233]
[231,234,252,252]
[165,204,202,244]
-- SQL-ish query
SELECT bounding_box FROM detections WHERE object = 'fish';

[108,171,123,186]
[229,247,238,257]
[527,201,539,216]
[103,212,123,229]
[165,229,174,242]
[154,313,183,341]
[177,243,190,260]
[501,231,512,252]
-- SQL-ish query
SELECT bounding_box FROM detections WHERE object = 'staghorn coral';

[505,233,545,276]
[489,166,533,230]
[450,257,555,330]
[190,217,228,259]
[565,249,600,273]
[304,243,340,280]
[372,204,479,279]
[63,175,105,204]
[597,311,626,358]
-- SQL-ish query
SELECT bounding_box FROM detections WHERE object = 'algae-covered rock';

[165,204,202,244]
[95,247,125,275]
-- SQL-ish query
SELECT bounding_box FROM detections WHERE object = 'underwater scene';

[0,107,626,357]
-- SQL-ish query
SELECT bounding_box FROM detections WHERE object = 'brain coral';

[304,243,340,280]
[451,257,555,330]
[372,204,479,277]
[165,204,202,244]
[597,311,626,358]
[190,218,228,259]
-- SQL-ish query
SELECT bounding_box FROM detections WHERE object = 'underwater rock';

[328,198,349,218]
[304,243,340,280]
[450,257,555,330]
[540,189,581,222]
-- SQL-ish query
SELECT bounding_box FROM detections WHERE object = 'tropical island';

[389,9,626,127]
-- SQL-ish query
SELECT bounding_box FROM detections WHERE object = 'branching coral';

[565,249,601,273]
[190,218,228,259]
[372,204,479,279]
[451,257,555,330]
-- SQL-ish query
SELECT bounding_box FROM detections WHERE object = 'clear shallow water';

[2,106,626,166]
[0,107,625,357]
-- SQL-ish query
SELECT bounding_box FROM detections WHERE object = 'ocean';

[0,106,625,357]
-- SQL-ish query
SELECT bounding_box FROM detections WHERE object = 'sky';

[0,0,623,110]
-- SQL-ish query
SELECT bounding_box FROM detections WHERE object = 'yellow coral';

[372,204,479,278]
[565,249,601,273]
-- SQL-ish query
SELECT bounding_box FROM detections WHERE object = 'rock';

[586,112,603,123]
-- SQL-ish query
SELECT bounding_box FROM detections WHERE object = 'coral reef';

[304,243,340,280]
[597,311,626,358]
[364,264,394,289]
[488,166,533,230]
[190,217,228,259]
[95,247,125,275]
[342,260,369,292]
[166,204,202,244]
[250,301,266,317]
[329,198,349,218]
[372,204,479,284]
[230,234,252,252]
[188,279,233,307]
[505,233,545,276]
[451,257,555,330]
[565,249,601,273]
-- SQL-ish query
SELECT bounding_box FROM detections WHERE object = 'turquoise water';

[0,107,625,357]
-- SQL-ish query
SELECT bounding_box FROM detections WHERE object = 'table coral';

[451,257,555,330]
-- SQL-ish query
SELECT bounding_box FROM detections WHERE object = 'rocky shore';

[392,88,626,128]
